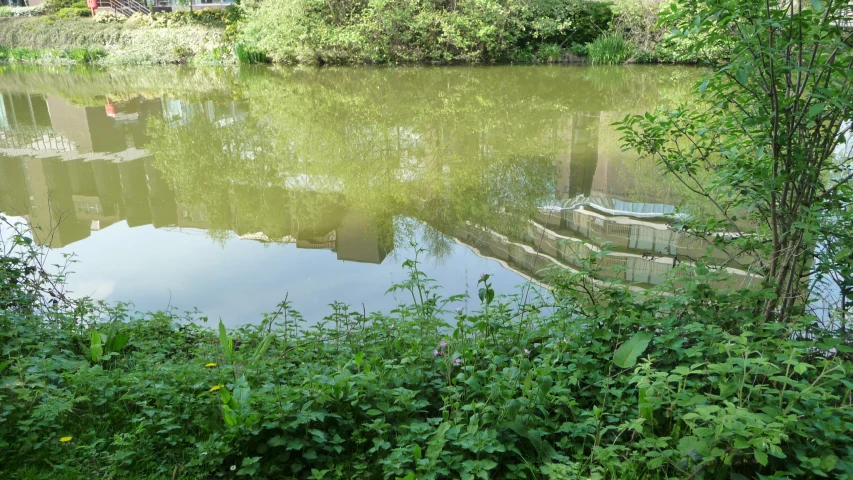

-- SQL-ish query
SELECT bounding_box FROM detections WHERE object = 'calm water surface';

[0,65,706,326]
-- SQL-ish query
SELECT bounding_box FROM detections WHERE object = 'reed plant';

[586,32,634,65]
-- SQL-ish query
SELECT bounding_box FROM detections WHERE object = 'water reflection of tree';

[146,65,702,258]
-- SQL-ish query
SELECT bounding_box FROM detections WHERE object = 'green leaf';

[807,102,825,118]
[222,404,239,427]
[754,449,768,466]
[354,351,364,368]
[613,332,653,369]
[820,454,838,472]
[252,334,274,363]
[638,386,654,424]
[736,69,747,85]
[219,388,235,409]
[366,409,382,416]
[794,363,808,374]
[218,319,233,361]
[90,331,104,363]
[413,444,422,461]
[233,383,251,410]
[426,422,450,461]
[109,332,129,354]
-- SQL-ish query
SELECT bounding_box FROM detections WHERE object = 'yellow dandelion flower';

[60,436,73,443]
[210,385,222,392]
[205,363,217,368]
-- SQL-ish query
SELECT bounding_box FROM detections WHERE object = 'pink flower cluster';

[433,340,461,365]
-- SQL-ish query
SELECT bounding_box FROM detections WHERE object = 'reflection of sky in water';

[57,220,541,328]
[0,65,707,326]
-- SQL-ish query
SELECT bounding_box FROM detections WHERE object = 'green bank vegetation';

[0,4,238,65]
[0,0,720,65]
[2,1,853,480]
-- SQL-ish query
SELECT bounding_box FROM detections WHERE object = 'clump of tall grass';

[586,33,634,65]
[63,47,106,63]
[9,47,41,62]
[235,43,270,64]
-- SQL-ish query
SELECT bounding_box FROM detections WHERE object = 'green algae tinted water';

[0,65,716,326]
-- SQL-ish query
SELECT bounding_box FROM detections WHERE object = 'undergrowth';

[1,217,851,479]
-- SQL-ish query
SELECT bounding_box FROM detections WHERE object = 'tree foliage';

[618,0,853,323]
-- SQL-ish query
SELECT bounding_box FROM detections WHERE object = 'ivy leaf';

[613,332,653,369]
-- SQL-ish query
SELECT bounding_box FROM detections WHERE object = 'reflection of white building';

[154,0,234,8]
[93,0,234,11]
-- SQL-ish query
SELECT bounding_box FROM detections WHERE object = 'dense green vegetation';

[1,1,853,479]
[0,0,717,65]
[0,8,237,65]
[2,222,852,479]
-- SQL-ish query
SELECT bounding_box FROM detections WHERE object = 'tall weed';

[586,32,634,64]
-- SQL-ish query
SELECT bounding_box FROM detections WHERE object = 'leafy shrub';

[53,7,91,19]
[0,6,11,17]
[93,11,126,23]
[147,5,243,28]
[6,5,46,17]
[44,0,87,14]
[586,32,634,64]
[239,0,616,64]
[535,43,563,62]
[609,0,664,51]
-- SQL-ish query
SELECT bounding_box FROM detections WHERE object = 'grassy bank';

[0,14,231,65]
[0,1,719,66]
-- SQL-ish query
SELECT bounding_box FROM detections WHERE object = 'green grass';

[235,43,270,64]
[9,47,40,62]
[63,46,105,63]
[586,33,635,65]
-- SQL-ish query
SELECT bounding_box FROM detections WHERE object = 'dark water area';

[0,64,732,326]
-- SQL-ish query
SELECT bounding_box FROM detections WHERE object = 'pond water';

[0,65,713,326]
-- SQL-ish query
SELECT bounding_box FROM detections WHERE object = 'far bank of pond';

[0,64,746,326]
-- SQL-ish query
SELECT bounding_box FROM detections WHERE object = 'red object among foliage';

[87,0,98,8]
